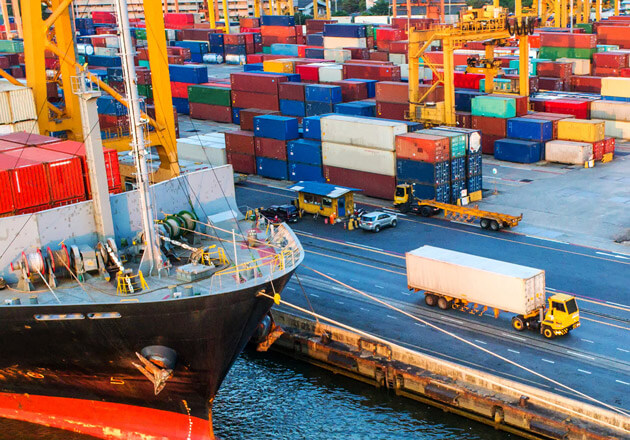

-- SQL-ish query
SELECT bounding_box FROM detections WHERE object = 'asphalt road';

[235,181,630,412]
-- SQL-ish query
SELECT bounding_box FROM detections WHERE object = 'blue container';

[208,33,224,46]
[303,116,323,140]
[507,117,553,142]
[289,162,325,182]
[306,101,334,116]
[253,115,299,140]
[271,43,300,56]
[256,157,289,180]
[287,139,322,165]
[75,18,94,29]
[494,139,543,163]
[190,53,204,63]
[225,44,247,55]
[257,71,301,82]
[244,63,264,71]
[261,15,295,26]
[335,101,376,117]
[455,90,486,112]
[304,48,325,59]
[467,174,483,193]
[451,156,466,182]
[601,95,630,102]
[97,95,127,116]
[172,97,190,114]
[172,40,209,54]
[168,64,208,84]
[323,23,366,38]
[209,44,225,55]
[405,182,450,203]
[306,33,324,46]
[87,55,122,67]
[280,99,306,117]
[451,179,467,202]
[232,107,242,124]
[396,159,450,185]
[345,78,378,98]
[467,152,482,178]
[305,84,342,103]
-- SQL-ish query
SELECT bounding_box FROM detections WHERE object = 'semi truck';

[406,246,580,338]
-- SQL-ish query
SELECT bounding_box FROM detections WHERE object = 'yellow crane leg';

[443,39,456,125]
[484,44,495,94]
[519,36,529,98]
[596,0,601,21]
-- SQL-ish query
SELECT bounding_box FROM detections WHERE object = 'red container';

[279,82,307,101]
[225,131,255,155]
[395,133,450,163]
[230,72,287,94]
[247,54,264,64]
[593,66,622,76]
[621,67,630,77]
[0,139,21,152]
[39,140,121,194]
[167,54,184,65]
[345,47,370,60]
[224,33,247,45]
[178,29,218,41]
[342,63,401,81]
[376,28,406,41]
[171,81,194,99]
[164,13,195,25]
[388,41,409,54]
[261,26,297,37]
[593,52,628,68]
[92,11,116,24]
[529,97,547,112]
[569,75,602,93]
[590,140,605,161]
[538,77,566,91]
[0,151,49,211]
[472,116,507,137]
[376,102,407,120]
[240,17,260,28]
[99,114,129,130]
[262,35,297,45]
[330,80,368,102]
[227,152,256,174]
[167,46,191,61]
[305,19,336,34]
[544,99,590,119]
[536,61,572,79]
[323,165,396,200]
[255,137,287,160]
[391,17,436,31]
[232,91,279,111]
[369,51,389,62]
[189,102,232,123]
[375,81,408,104]
[296,64,320,82]
[539,32,596,48]
[604,137,615,155]
[597,26,630,48]
[0,165,13,214]
[240,109,280,131]
[0,132,60,146]
[481,134,502,155]
[452,72,484,90]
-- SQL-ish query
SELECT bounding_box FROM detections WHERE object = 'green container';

[539,46,596,60]
[471,96,516,118]
[596,44,619,52]
[139,60,150,68]
[262,46,271,54]
[576,23,593,33]
[188,85,232,106]
[0,40,23,53]
[418,128,467,158]
[137,84,153,99]
[135,29,147,40]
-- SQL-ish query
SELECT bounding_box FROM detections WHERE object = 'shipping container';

[280,99,306,117]
[239,109,280,131]
[253,115,299,140]
[305,84,343,103]
[321,114,407,151]
[545,140,593,164]
[557,119,605,142]
[396,158,450,185]
[335,101,376,117]
[232,91,279,111]
[168,64,208,84]
[330,80,368,102]
[303,115,326,140]
[287,139,322,165]
[590,100,630,122]
[0,82,37,123]
[256,156,288,180]
[225,130,256,155]
[467,173,483,193]
[471,96,516,118]
[494,139,544,163]
[395,133,450,163]
[481,133,502,155]
[227,152,256,174]
[454,90,486,112]
[417,129,466,158]
[306,101,334,116]
[323,24,367,38]
[323,165,396,199]
[376,101,407,120]
[451,157,466,182]
[288,162,324,182]
[189,103,232,122]
[0,151,50,210]
[255,137,288,160]
[230,72,288,94]
[406,246,546,316]
[279,82,307,101]
[345,78,378,97]
[431,126,481,154]
[188,85,231,106]
[507,118,553,142]
[322,141,396,176]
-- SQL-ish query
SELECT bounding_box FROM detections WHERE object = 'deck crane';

[407,4,536,126]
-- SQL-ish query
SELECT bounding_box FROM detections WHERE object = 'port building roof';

[288,181,360,198]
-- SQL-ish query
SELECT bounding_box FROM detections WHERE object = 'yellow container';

[557,119,605,143]
[469,190,482,202]
[601,77,630,98]
[263,59,295,73]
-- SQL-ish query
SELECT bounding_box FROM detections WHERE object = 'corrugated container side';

[256,157,288,180]
[545,140,593,164]
[320,114,407,151]
[0,84,37,122]
[0,92,11,124]
[287,139,322,165]
[289,162,324,182]
[494,139,543,163]
[227,152,256,174]
[471,96,516,118]
[557,119,605,142]
[395,133,450,163]
[0,168,13,214]
[9,162,51,209]
[507,118,553,142]
[590,100,630,122]
[396,159,450,185]
[255,137,288,160]
[225,130,256,155]
[323,165,396,199]
[322,141,396,176]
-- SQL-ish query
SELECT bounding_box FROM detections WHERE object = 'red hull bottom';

[0,392,212,440]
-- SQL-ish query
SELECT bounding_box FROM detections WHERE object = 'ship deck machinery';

[0,215,303,436]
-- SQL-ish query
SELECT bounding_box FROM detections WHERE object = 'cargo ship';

[0,2,303,438]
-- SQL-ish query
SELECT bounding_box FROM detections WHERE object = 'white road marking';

[386,315,398,320]
[331,286,347,293]
[474,339,487,345]
[350,279,359,283]
[607,301,630,308]
[415,322,426,327]
[596,251,628,259]
[617,348,630,353]
[401,291,411,296]
[542,359,555,364]
[353,243,384,251]
[296,230,313,235]
[566,350,595,360]
[286,287,296,291]
[375,285,384,289]
[439,316,464,324]
[326,272,334,276]
[501,332,526,341]
[360,307,369,312]
[310,293,320,298]
[616,380,630,385]
[577,369,592,375]
[581,339,594,344]
[335,301,345,305]
[546,287,556,291]
[508,349,520,354]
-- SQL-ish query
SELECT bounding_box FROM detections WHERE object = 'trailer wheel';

[511,316,525,331]
[437,297,451,310]
[425,294,437,307]
[542,326,555,339]
[420,206,433,217]
[490,220,500,231]
[480,218,490,229]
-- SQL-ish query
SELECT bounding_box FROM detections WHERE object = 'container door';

[338,197,345,217]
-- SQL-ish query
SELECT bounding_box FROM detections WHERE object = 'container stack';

[536,61,572,91]
[471,95,519,154]
[493,117,553,164]
[225,130,256,174]
[169,64,209,114]
[305,84,342,116]
[231,72,288,112]
[538,32,597,61]
[549,118,607,164]
[287,139,324,182]
[188,83,232,123]
[375,81,408,120]
[253,115,299,180]
[321,115,406,199]
[0,82,38,134]
[279,82,307,117]
[261,15,300,48]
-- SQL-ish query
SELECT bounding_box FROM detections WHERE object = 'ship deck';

[1,217,302,306]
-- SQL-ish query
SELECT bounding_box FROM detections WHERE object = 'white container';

[545,140,593,164]
[76,43,94,56]
[0,119,39,134]
[0,82,37,122]
[603,119,630,139]
[323,49,351,63]
[225,54,246,65]
[94,46,118,57]
[0,90,11,124]
[406,246,546,316]
[388,53,406,65]
[601,77,630,98]
[318,64,343,82]
[177,136,227,165]
[321,114,407,151]
[323,36,367,49]
[322,142,396,176]
[590,100,630,122]
[400,63,409,80]
[557,57,591,75]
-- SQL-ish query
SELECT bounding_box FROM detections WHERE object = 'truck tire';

[425,294,437,307]
[391,219,397,228]
[374,225,381,233]
[542,326,555,339]
[480,218,490,229]
[437,297,451,310]
[511,316,525,331]
[420,206,433,217]
[490,220,500,231]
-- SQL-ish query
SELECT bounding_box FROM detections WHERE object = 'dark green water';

[213,351,514,440]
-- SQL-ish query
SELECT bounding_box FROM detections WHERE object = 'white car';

[359,211,397,233]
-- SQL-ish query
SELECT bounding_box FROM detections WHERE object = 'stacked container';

[434,127,483,201]
[253,115,299,179]
[231,72,287,112]
[261,15,300,47]
[225,130,256,174]
[538,32,597,61]
[492,117,553,163]
[375,81,409,121]
[287,139,324,182]
[305,84,342,116]
[279,82,307,117]
[188,84,232,123]
[168,64,209,114]
[555,118,606,161]
[471,95,518,154]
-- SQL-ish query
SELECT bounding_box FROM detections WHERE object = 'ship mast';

[114,0,164,275]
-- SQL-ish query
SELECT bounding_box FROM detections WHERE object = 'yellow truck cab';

[541,293,581,338]
[394,184,411,209]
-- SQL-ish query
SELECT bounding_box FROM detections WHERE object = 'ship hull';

[0,271,294,438]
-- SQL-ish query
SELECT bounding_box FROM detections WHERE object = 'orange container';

[395,133,450,163]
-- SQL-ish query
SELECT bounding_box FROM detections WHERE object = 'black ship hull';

[0,271,294,439]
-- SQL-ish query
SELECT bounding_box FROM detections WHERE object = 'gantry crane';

[407,4,535,126]
[16,0,179,181]
[534,0,619,27]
